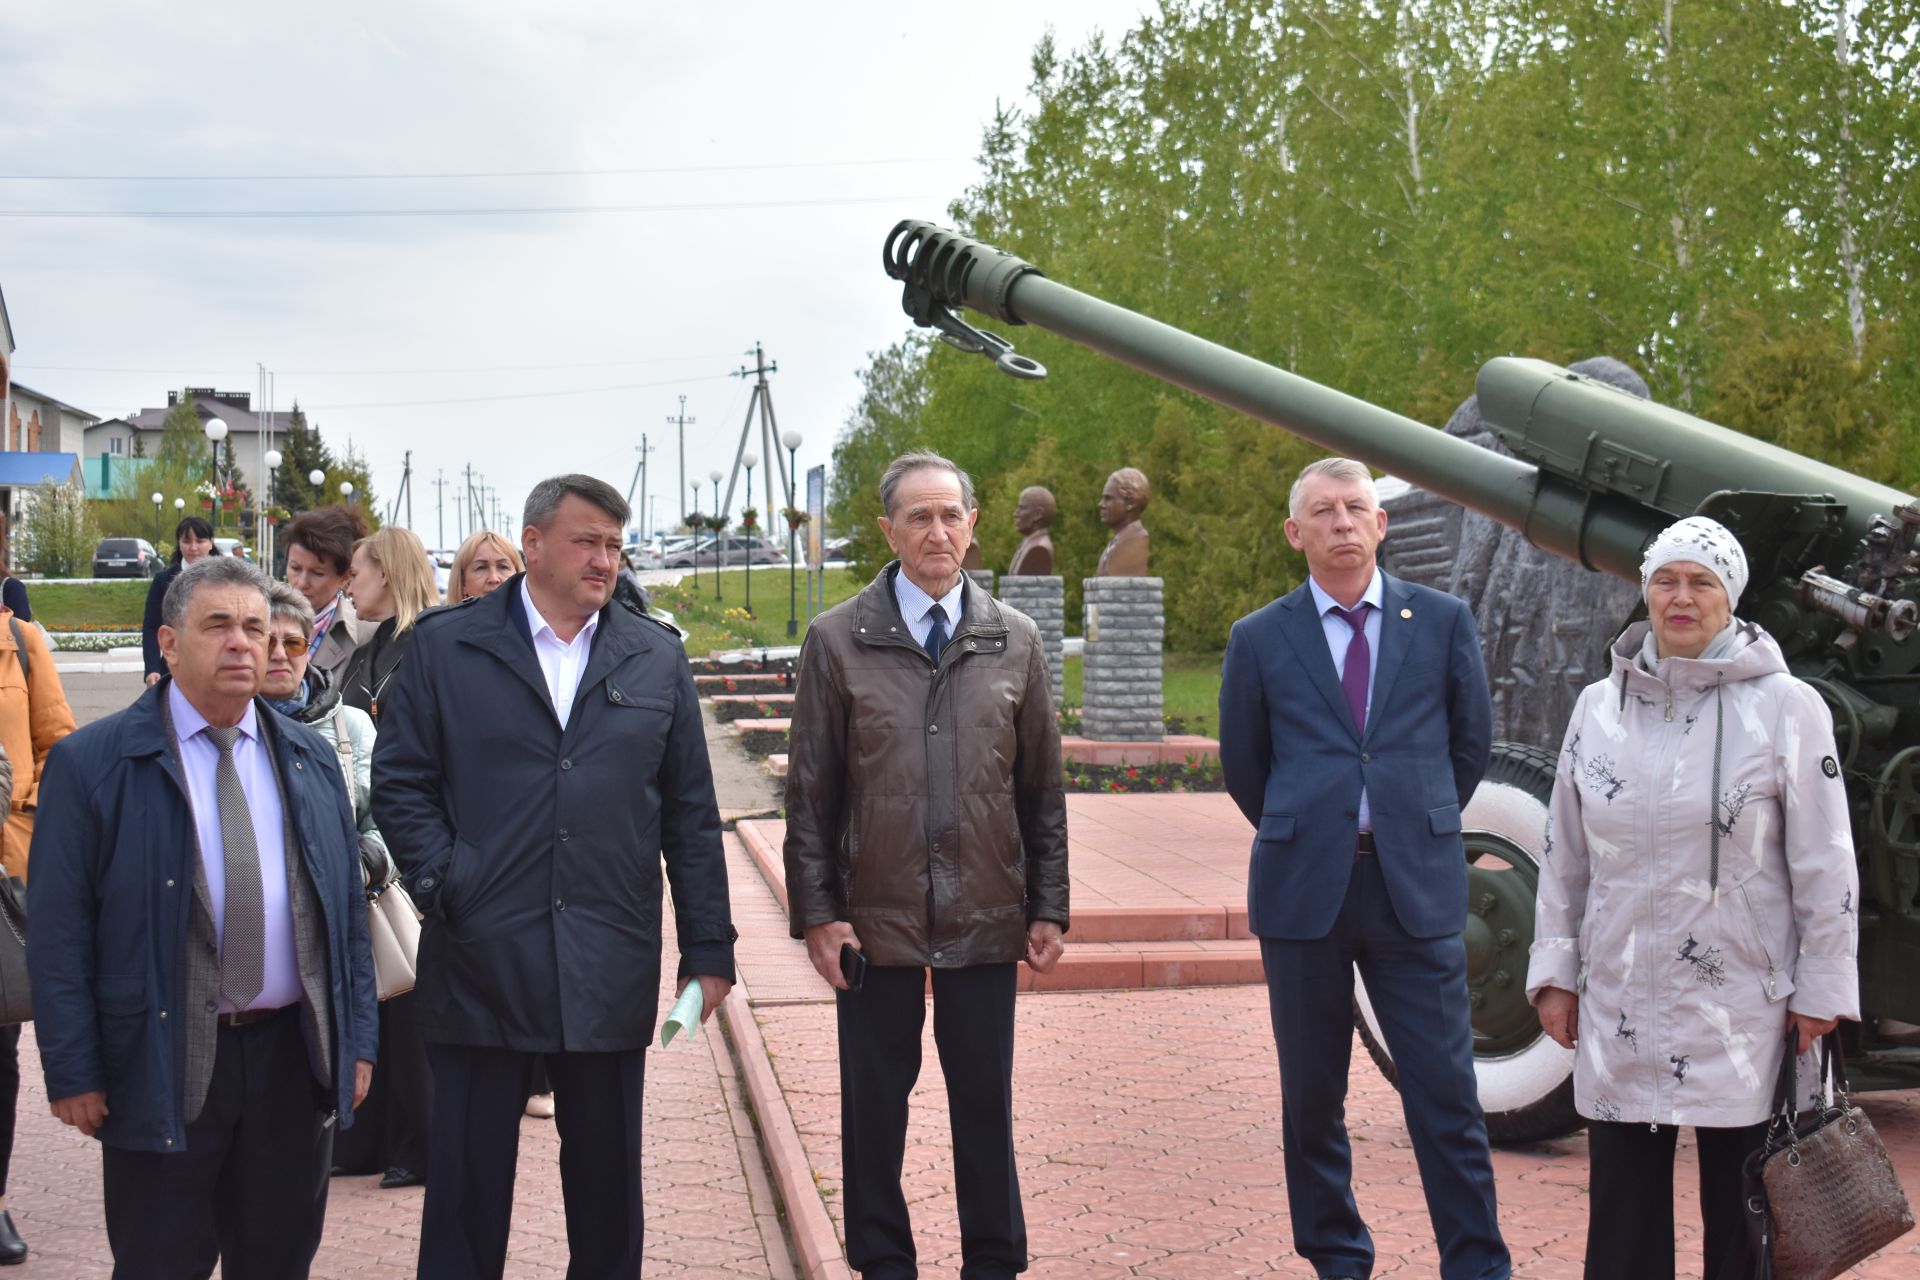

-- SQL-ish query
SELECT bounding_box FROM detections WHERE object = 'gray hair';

[161,555,273,629]
[1288,457,1376,518]
[266,580,316,636]
[879,450,975,518]
[524,474,630,531]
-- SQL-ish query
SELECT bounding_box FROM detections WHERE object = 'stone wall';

[1081,576,1164,741]
[999,575,1064,710]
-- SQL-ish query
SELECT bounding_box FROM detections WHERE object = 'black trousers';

[331,991,433,1177]
[101,1008,332,1280]
[0,1023,18,1197]
[838,962,1024,1280]
[1585,1119,1768,1280]
[417,1042,646,1280]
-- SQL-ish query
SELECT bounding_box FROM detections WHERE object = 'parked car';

[822,535,853,563]
[662,535,783,569]
[212,537,251,561]
[92,537,164,579]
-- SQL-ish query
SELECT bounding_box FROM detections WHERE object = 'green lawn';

[24,580,151,629]
[652,567,863,655]
[1064,650,1224,736]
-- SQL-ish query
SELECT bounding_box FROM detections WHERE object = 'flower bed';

[710,698,792,724]
[1063,757,1224,794]
[735,725,790,757]
[48,632,141,652]
[690,655,798,678]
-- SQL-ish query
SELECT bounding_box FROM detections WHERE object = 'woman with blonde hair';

[337,524,442,1189]
[449,529,522,602]
[341,525,440,725]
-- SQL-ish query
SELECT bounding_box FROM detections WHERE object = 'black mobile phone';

[840,943,869,992]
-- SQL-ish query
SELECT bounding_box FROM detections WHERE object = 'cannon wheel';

[1352,742,1583,1145]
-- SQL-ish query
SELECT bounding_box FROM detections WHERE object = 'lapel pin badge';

[1400,607,1413,619]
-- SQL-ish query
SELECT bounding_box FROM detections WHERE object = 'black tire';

[1352,741,1585,1146]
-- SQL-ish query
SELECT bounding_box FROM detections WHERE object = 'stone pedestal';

[965,568,997,597]
[998,575,1065,709]
[1081,576,1163,741]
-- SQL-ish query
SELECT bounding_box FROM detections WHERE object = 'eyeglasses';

[268,635,311,656]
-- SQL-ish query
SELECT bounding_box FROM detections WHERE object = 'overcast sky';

[1,0,1141,544]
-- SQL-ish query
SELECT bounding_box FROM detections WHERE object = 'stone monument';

[1095,467,1151,577]
[1007,486,1057,576]
[1378,356,1648,750]
[961,537,995,596]
[1082,467,1163,741]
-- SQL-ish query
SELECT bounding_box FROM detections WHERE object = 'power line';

[0,156,964,182]
[22,353,740,376]
[0,194,928,220]
[312,372,733,411]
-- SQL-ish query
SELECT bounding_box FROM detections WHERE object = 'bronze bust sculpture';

[1008,486,1057,576]
[1095,467,1150,577]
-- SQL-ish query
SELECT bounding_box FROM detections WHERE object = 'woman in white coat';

[1526,516,1859,1280]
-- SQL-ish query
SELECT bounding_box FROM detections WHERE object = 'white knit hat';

[1640,516,1749,609]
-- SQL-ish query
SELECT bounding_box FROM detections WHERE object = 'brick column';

[965,568,997,597]
[1081,576,1163,741]
[998,575,1064,710]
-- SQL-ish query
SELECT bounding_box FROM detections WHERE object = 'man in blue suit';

[1220,458,1509,1280]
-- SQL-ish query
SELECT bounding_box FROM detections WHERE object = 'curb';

[719,987,851,1280]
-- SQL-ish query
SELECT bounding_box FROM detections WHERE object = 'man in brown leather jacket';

[784,450,1069,1280]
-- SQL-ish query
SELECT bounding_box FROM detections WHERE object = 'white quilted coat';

[1527,621,1859,1127]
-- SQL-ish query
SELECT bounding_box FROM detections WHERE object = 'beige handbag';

[367,880,421,1002]
[334,711,421,1001]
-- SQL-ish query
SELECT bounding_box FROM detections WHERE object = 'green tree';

[18,482,99,577]
[274,403,334,518]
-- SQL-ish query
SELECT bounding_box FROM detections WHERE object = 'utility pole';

[626,433,656,541]
[668,395,695,523]
[718,342,787,539]
[431,469,447,548]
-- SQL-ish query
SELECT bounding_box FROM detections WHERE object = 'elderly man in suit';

[1219,457,1510,1280]
[28,554,377,1278]
[374,473,736,1280]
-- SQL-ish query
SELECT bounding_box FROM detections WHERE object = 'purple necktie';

[1332,604,1372,736]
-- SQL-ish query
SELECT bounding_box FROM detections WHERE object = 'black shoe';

[378,1167,424,1189]
[0,1210,27,1265]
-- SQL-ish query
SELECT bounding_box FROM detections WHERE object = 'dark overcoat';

[371,576,735,1051]
[26,682,378,1152]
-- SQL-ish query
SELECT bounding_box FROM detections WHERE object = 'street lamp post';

[709,470,724,602]
[151,492,163,546]
[782,430,803,638]
[741,452,758,618]
[309,468,326,507]
[262,449,282,571]
[204,418,229,534]
[340,480,355,509]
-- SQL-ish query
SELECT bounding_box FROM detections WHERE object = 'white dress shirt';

[522,578,600,730]
[893,570,966,650]
[168,683,302,1013]
[1307,568,1385,833]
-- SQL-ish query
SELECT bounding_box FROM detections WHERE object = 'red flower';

[1125,766,1139,780]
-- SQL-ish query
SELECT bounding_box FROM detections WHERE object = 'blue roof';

[0,453,81,488]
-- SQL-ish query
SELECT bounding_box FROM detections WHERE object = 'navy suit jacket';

[1219,571,1492,941]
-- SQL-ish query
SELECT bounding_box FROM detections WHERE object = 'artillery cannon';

[883,219,1920,1142]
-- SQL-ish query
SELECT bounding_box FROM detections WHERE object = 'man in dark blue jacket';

[28,554,377,1278]
[1219,458,1509,1280]
[374,474,736,1280]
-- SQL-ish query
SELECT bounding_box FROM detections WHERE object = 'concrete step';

[766,754,789,778]
[1060,734,1220,766]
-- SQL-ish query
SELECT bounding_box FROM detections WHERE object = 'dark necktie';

[203,725,265,1011]
[1332,604,1372,736]
[923,602,949,664]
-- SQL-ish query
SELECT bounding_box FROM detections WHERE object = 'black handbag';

[1744,1031,1913,1279]
[0,876,30,1025]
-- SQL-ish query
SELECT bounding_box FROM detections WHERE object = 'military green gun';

[884,219,1920,1142]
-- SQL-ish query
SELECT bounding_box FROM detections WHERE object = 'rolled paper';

[659,981,705,1047]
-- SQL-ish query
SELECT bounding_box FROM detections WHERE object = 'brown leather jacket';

[783,565,1069,967]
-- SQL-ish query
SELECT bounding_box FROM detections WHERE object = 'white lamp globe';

[340,481,355,498]
[174,498,186,511]
[309,469,326,487]
[782,430,803,451]
[264,449,282,469]
[204,418,228,443]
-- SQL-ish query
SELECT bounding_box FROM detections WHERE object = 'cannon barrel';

[883,219,1911,582]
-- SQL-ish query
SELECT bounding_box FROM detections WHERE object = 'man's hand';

[1536,987,1579,1050]
[804,921,859,991]
[1789,1012,1841,1055]
[144,673,162,688]
[50,1091,108,1137]
[677,973,736,1024]
[353,1060,374,1109]
[1025,921,1065,975]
